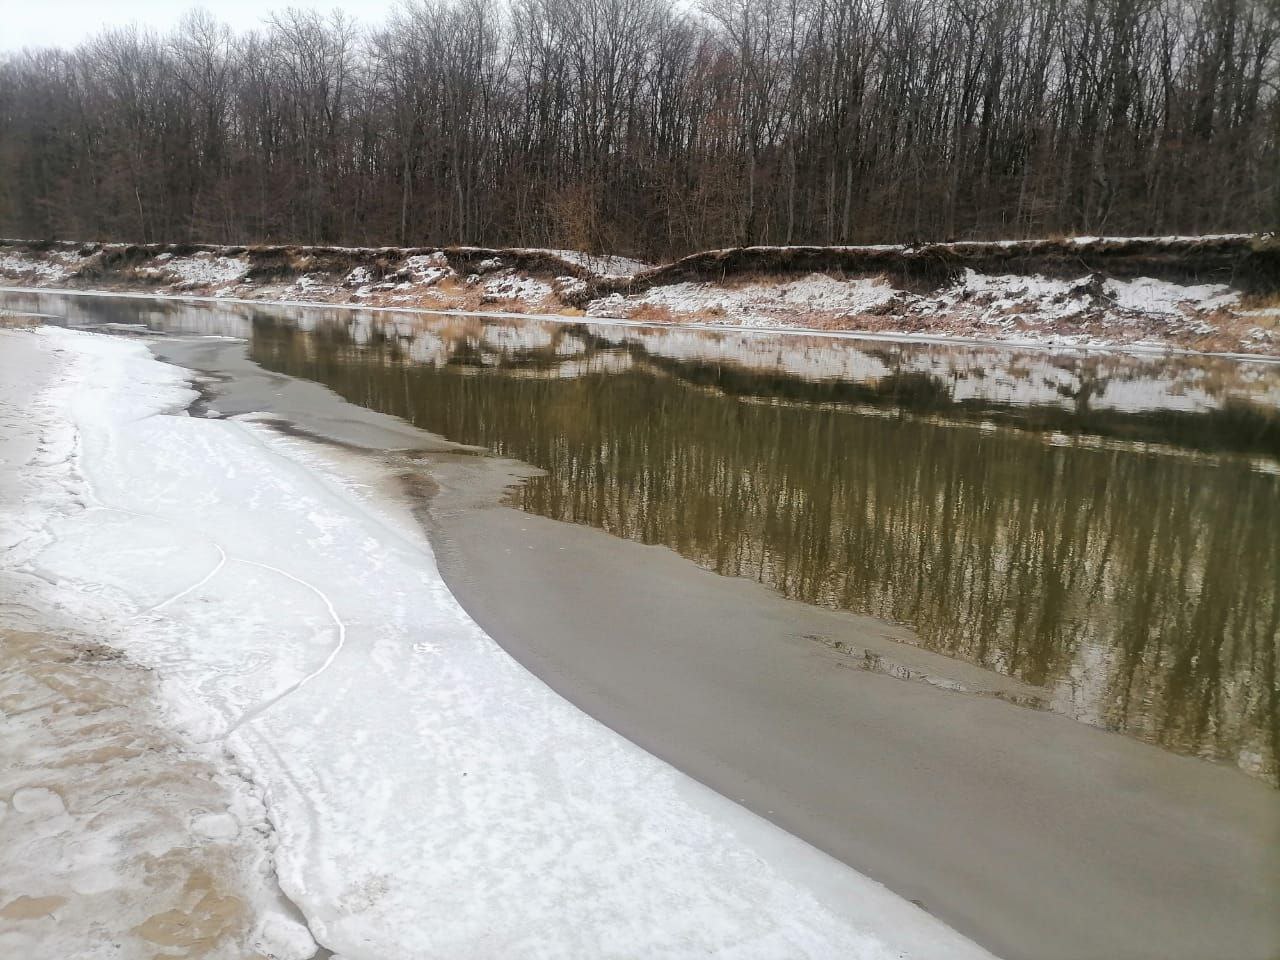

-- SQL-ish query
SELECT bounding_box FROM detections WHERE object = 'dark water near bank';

[7,290,1279,782]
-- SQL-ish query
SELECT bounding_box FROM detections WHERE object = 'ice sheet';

[15,327,995,960]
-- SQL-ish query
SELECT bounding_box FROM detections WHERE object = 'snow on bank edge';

[3,238,1276,355]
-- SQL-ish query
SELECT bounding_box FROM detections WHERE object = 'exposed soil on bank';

[4,235,1279,355]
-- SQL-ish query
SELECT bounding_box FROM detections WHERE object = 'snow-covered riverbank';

[3,235,1277,355]
[0,329,311,959]
[0,326,995,959]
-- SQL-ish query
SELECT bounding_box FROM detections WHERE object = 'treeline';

[0,0,1276,259]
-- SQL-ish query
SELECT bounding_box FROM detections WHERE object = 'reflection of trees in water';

[638,352,1280,459]
[251,320,1279,783]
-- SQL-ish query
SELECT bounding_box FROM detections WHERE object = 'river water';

[6,289,1277,785]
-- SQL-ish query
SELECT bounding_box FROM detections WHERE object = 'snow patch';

[192,812,241,841]
[167,254,247,288]
[0,250,81,281]
[344,266,375,288]
[1104,277,1237,315]
[531,249,653,278]
[395,253,452,287]
[553,275,590,298]
[254,912,318,960]
[592,273,895,325]
[483,274,552,304]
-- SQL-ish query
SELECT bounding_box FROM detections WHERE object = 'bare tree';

[0,0,1274,255]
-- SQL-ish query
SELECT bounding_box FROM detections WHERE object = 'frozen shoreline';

[0,330,312,960]
[0,326,996,958]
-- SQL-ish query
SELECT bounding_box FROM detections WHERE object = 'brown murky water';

[6,289,1278,783]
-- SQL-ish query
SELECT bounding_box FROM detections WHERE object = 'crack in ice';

[144,542,228,614]
[74,434,348,735]
[224,557,347,735]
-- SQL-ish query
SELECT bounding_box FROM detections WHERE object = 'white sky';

[1,1,402,51]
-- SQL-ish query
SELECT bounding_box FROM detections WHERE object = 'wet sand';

[159,336,1280,960]
[0,629,263,960]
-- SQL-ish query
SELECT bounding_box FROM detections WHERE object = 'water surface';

[7,289,1278,783]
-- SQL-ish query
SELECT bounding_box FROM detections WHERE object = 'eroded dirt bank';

[3,235,1279,354]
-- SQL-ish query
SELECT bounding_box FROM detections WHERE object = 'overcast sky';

[1,1,402,52]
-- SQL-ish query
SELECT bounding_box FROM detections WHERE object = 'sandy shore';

[156,336,1280,960]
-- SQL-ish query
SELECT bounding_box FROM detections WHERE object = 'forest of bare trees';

[0,0,1276,258]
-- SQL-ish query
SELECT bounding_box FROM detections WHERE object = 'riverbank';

[0,332,313,960]
[3,235,1278,356]
[0,326,993,959]
[153,334,1280,960]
